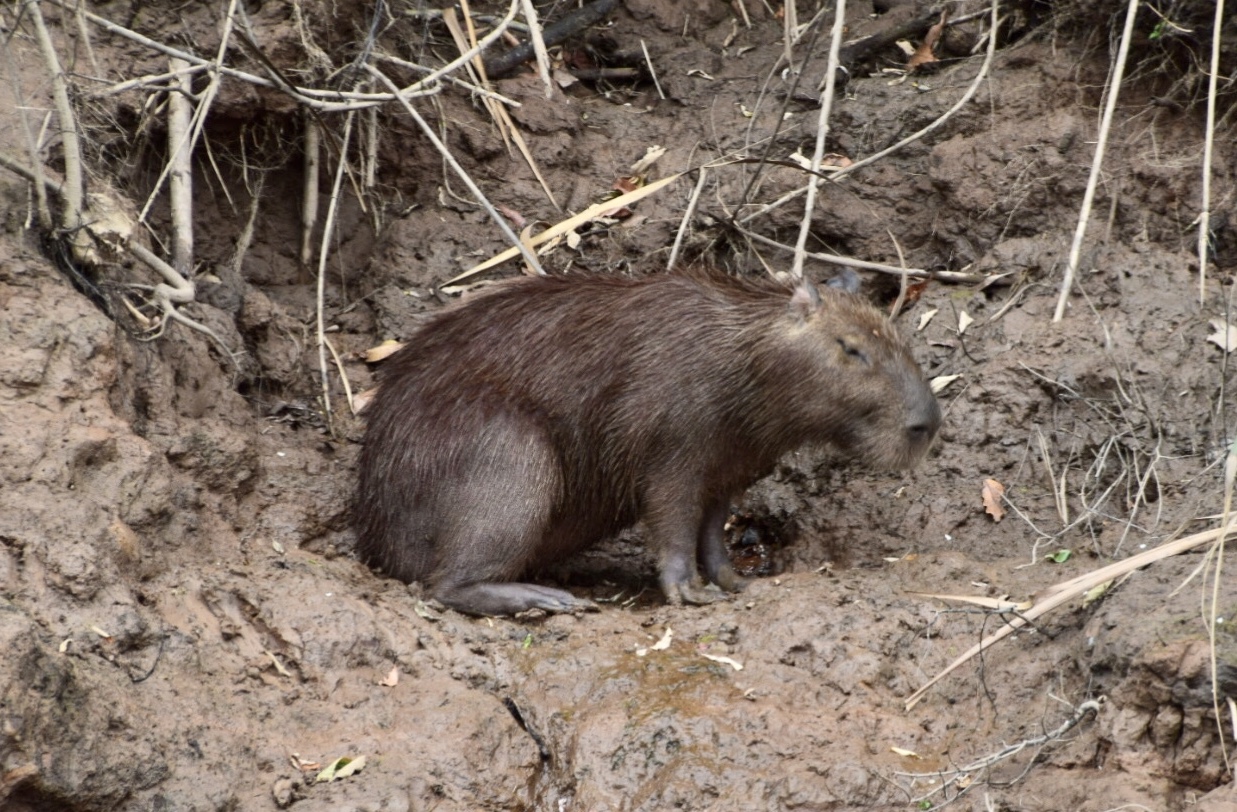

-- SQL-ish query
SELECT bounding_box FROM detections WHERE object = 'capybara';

[356,270,940,616]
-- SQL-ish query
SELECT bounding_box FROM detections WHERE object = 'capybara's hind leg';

[428,417,595,616]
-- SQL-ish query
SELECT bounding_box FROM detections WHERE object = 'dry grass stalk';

[315,111,357,433]
[740,0,1001,227]
[366,64,546,276]
[443,6,559,209]
[667,168,709,271]
[905,518,1237,711]
[1052,0,1139,322]
[896,699,1102,806]
[446,173,682,285]
[789,0,846,282]
[3,37,52,229]
[1197,0,1225,303]
[738,229,997,284]
[517,0,553,98]
[62,0,517,112]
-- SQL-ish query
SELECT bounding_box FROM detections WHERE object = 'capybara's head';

[771,272,941,470]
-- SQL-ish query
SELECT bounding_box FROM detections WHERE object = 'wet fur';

[356,271,940,615]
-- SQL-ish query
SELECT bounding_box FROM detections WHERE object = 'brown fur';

[355,270,940,615]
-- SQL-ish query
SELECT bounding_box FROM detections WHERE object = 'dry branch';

[26,0,87,259]
[483,0,618,79]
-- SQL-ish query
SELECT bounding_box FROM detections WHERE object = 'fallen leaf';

[91,625,113,640]
[908,9,948,72]
[917,308,939,331]
[630,146,666,174]
[379,665,399,687]
[982,478,1006,522]
[957,310,974,334]
[364,341,403,363]
[701,653,743,671]
[1081,579,1112,607]
[891,746,921,758]
[1046,549,1072,564]
[636,626,674,656]
[316,755,366,783]
[929,373,961,393]
[1208,319,1237,353]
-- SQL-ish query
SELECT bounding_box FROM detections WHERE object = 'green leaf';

[1046,549,1072,564]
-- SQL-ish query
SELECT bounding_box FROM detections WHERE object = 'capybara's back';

[356,270,940,615]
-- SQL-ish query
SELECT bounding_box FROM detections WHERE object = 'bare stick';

[517,0,553,98]
[167,57,194,276]
[1197,0,1225,303]
[25,0,87,258]
[739,0,999,227]
[641,40,665,100]
[790,0,846,282]
[137,0,238,228]
[366,63,546,275]
[667,168,708,271]
[300,112,320,268]
[1052,0,1138,322]
[315,112,357,433]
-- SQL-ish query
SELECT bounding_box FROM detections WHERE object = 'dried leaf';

[379,665,399,687]
[917,308,939,331]
[957,310,974,334]
[907,10,948,72]
[982,478,1006,522]
[364,341,404,363]
[636,626,673,656]
[890,746,920,758]
[929,373,961,393]
[316,755,366,783]
[701,652,743,671]
[1208,319,1237,353]
[1081,579,1112,607]
[630,146,666,174]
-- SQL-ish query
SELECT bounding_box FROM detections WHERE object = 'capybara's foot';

[665,580,730,606]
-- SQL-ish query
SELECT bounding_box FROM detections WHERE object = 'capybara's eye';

[837,338,869,365]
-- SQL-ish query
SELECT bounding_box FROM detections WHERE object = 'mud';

[1,0,1235,810]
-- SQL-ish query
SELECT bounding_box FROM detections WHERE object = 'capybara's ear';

[826,269,861,294]
[789,280,823,321]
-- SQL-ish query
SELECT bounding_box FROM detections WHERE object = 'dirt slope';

[1,0,1235,810]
